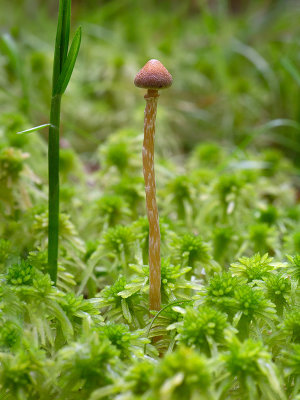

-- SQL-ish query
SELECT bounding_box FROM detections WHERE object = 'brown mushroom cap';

[134,59,173,90]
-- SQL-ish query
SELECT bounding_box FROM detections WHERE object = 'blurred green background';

[1,0,300,167]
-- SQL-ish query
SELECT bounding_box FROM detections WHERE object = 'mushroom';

[134,59,172,311]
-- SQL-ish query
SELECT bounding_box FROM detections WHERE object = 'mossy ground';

[0,1,300,399]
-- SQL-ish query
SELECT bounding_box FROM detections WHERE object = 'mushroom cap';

[134,59,173,90]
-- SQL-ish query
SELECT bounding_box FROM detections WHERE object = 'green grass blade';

[0,33,19,74]
[48,95,62,284]
[281,57,300,87]
[17,124,51,135]
[232,39,277,92]
[60,0,71,67]
[53,27,82,95]
[237,118,300,151]
[53,0,71,91]
[48,1,80,284]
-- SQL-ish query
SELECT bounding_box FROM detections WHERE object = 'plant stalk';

[48,94,62,284]
[143,89,161,312]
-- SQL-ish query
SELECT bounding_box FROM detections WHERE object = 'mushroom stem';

[135,59,172,312]
[143,88,161,311]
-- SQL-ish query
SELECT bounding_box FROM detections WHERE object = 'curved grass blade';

[281,57,300,87]
[54,27,82,96]
[217,118,300,172]
[144,300,192,354]
[17,123,51,135]
[232,39,278,92]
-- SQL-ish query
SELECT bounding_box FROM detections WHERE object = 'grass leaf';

[17,123,51,135]
[53,0,71,89]
[281,57,300,87]
[53,27,82,96]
